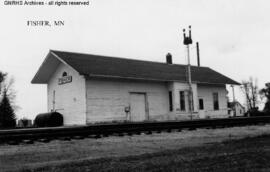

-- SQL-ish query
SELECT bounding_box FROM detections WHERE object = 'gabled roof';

[31,50,240,85]
[228,101,245,109]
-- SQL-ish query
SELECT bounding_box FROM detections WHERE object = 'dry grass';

[1,125,270,172]
[29,135,270,172]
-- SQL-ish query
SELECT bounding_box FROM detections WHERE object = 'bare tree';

[241,77,259,112]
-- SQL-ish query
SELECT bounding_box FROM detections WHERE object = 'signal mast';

[183,26,194,119]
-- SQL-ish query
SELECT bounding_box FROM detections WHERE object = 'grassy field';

[20,135,270,172]
[1,125,270,172]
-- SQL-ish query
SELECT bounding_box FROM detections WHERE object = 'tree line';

[0,71,16,128]
[241,77,270,115]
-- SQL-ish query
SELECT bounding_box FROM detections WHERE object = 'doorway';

[198,98,206,118]
[130,93,147,121]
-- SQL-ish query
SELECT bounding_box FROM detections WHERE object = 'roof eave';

[84,74,240,85]
[31,52,52,84]
[31,50,81,84]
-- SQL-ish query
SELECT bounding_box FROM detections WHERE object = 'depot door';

[198,98,206,118]
[130,93,147,121]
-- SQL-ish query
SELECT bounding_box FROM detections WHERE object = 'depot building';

[32,50,239,125]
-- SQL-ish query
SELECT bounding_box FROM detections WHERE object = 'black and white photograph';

[0,0,270,171]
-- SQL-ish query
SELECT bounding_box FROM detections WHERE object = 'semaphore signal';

[182,25,194,119]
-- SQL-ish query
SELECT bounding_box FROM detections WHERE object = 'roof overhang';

[86,74,239,85]
[197,81,240,86]
[31,51,62,84]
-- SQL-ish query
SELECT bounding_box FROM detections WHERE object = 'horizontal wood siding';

[47,63,86,125]
[86,78,169,123]
[197,84,228,118]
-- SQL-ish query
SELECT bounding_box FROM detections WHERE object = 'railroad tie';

[22,139,34,144]
[72,136,85,140]
[7,140,20,145]
[37,138,51,143]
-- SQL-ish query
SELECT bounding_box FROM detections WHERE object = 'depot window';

[169,91,173,111]
[62,72,67,77]
[213,92,219,110]
[180,91,185,111]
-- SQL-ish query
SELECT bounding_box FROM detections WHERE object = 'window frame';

[199,98,204,110]
[62,71,67,77]
[179,91,186,111]
[169,91,173,111]
[213,92,219,110]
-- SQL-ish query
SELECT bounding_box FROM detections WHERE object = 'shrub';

[249,109,270,117]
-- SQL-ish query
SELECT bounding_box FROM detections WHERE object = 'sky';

[0,0,269,119]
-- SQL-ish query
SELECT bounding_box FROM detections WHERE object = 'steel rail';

[0,116,270,145]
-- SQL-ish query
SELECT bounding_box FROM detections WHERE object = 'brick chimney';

[166,53,172,64]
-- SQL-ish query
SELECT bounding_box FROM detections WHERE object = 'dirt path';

[1,124,270,171]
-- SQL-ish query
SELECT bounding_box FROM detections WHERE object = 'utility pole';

[196,42,200,67]
[231,85,236,117]
[231,85,235,102]
[52,90,56,112]
[183,26,193,120]
[242,83,251,112]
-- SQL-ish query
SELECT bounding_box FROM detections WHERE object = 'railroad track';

[0,116,270,145]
